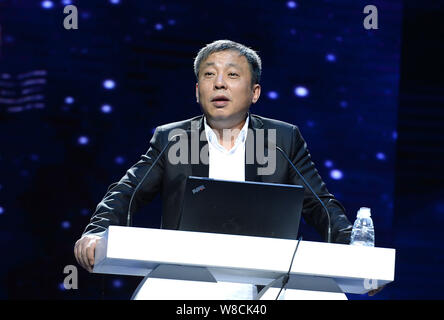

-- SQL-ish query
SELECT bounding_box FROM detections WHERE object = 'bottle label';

[363,278,378,290]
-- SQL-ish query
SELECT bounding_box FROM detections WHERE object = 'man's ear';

[195,83,199,103]
[251,84,261,104]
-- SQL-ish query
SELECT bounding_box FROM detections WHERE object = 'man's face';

[195,50,261,129]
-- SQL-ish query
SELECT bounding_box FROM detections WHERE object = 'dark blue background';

[0,0,442,300]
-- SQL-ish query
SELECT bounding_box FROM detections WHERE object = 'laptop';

[178,176,304,240]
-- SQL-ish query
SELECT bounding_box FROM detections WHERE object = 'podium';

[93,226,396,300]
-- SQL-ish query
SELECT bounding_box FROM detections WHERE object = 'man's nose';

[214,74,227,89]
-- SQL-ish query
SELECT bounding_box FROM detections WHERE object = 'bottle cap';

[357,207,371,218]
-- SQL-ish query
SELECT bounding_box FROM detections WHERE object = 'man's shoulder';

[251,114,298,131]
[156,115,203,132]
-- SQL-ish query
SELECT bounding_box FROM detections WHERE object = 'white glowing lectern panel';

[93,226,395,299]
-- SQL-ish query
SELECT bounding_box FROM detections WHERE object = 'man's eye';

[228,72,239,77]
[204,72,214,76]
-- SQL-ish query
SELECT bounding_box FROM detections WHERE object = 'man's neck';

[205,113,249,151]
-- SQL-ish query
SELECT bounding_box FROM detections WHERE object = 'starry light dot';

[78,136,89,145]
[324,160,333,168]
[113,279,123,288]
[58,283,66,291]
[41,1,54,9]
[109,0,120,4]
[330,169,343,180]
[4,35,14,44]
[294,86,309,97]
[0,206,4,215]
[61,0,72,5]
[326,53,336,62]
[287,1,298,9]
[114,156,125,165]
[81,12,91,19]
[101,104,113,113]
[154,23,163,31]
[65,96,74,104]
[340,100,348,108]
[103,79,116,90]
[267,91,278,99]
[61,221,71,229]
[376,152,386,160]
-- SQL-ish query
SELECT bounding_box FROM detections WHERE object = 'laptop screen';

[178,176,304,240]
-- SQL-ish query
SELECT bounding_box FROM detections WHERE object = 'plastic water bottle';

[350,207,375,247]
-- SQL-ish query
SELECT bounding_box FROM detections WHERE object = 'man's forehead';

[202,51,248,68]
[203,61,241,68]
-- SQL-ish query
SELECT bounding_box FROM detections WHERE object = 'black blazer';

[82,113,352,243]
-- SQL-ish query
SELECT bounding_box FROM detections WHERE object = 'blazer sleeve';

[81,127,166,237]
[288,125,353,244]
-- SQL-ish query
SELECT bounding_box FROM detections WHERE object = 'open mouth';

[211,95,230,107]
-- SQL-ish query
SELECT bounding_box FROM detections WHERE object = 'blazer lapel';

[188,116,209,178]
[245,113,264,182]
